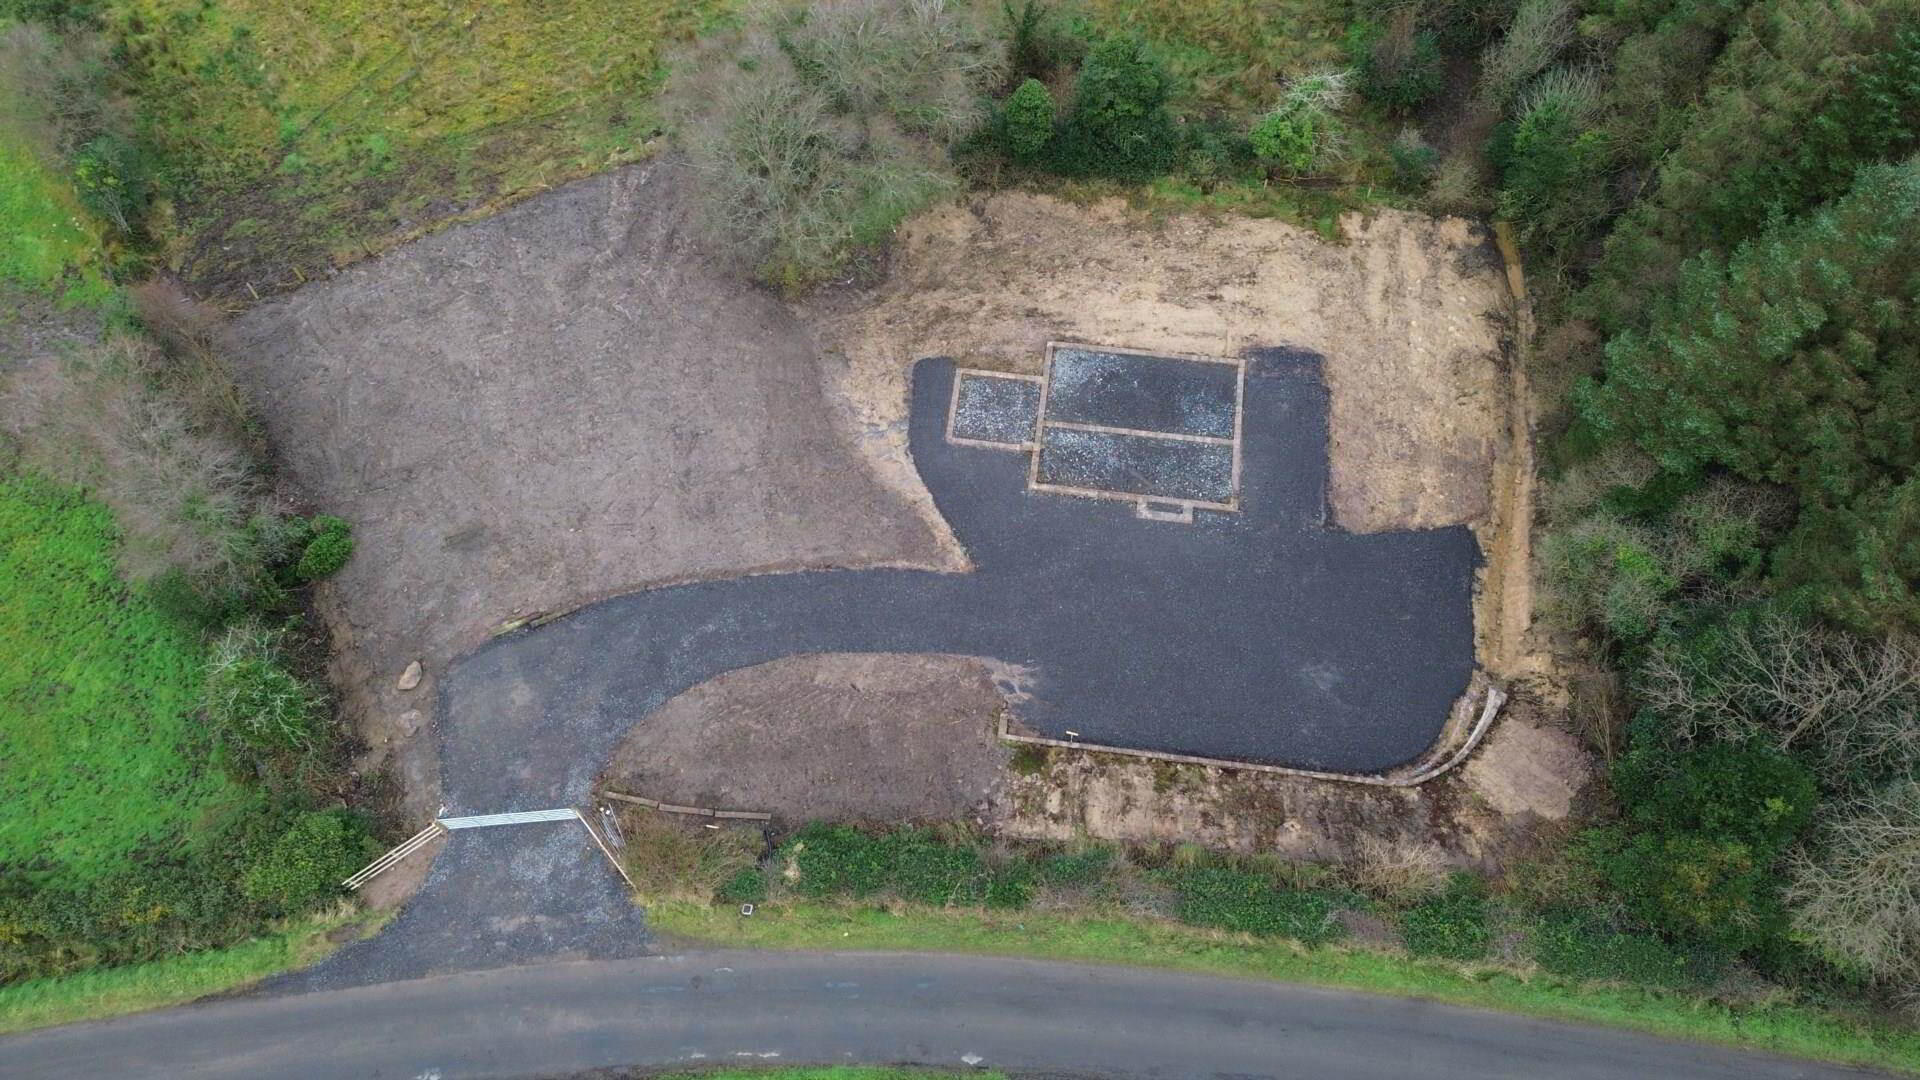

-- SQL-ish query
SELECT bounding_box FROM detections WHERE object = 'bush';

[780,823,1030,909]
[1169,866,1343,944]
[293,515,353,582]
[1475,0,1572,109]
[239,811,376,915]
[1400,874,1493,960]
[70,132,150,234]
[1000,77,1055,162]
[1348,12,1443,112]
[717,867,768,905]
[1250,72,1348,177]
[1586,826,1783,951]
[1388,127,1438,189]
[1530,912,1696,988]
[1049,36,1180,180]
[1002,0,1083,83]
[1611,742,1817,853]
[202,621,326,754]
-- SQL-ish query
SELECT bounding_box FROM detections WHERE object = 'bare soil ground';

[226,161,945,828]
[600,653,1010,825]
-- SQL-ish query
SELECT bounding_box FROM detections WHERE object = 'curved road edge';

[0,950,1887,1079]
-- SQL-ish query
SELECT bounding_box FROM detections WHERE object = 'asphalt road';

[2,950,1881,1080]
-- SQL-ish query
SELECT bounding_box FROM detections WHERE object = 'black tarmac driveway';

[276,351,1477,990]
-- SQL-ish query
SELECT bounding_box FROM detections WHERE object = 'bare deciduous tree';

[1634,608,1920,780]
[666,0,1003,288]
[1787,781,1920,987]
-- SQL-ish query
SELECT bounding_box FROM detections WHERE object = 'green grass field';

[101,0,729,296]
[651,900,1920,1076]
[0,475,258,886]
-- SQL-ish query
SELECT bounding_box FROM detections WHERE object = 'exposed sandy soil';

[600,653,1010,825]
[225,161,944,826]
[996,692,1592,869]
[800,193,1512,545]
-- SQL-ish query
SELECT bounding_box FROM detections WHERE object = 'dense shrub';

[1611,742,1818,853]
[1634,608,1920,792]
[1169,866,1343,944]
[1249,72,1347,177]
[1000,77,1055,162]
[781,823,1029,908]
[293,515,354,582]
[717,867,768,905]
[1400,874,1493,960]
[1494,96,1608,254]
[1585,826,1783,950]
[2,334,291,605]
[239,810,377,915]
[1049,36,1180,180]
[0,809,356,982]
[1348,12,1443,112]
[1530,912,1696,988]
[202,621,326,755]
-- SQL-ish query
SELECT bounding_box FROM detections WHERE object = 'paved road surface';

[2,951,1881,1079]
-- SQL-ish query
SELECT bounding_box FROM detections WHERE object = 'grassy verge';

[650,900,1920,1076]
[0,906,371,1035]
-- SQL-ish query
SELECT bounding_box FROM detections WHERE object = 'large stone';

[397,660,424,691]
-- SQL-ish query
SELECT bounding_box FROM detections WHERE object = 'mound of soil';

[599,653,1010,825]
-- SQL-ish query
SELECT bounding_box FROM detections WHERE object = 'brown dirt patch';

[225,161,945,822]
[599,653,1011,826]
